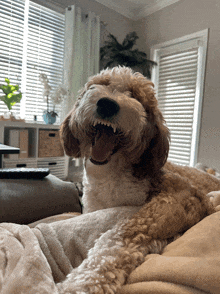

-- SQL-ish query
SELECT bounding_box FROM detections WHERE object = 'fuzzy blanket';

[1,207,220,294]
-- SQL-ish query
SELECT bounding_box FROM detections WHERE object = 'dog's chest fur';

[82,158,150,213]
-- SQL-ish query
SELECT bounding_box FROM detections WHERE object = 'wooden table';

[0,144,20,168]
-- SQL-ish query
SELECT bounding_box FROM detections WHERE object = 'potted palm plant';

[100,31,156,78]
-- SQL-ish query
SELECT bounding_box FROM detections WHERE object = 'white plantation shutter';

[0,0,65,122]
[158,48,198,165]
[0,0,25,116]
[151,30,208,166]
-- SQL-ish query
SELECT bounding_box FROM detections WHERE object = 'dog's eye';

[89,86,95,90]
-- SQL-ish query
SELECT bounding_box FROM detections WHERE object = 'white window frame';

[150,29,208,166]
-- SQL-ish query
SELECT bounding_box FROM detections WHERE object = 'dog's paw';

[57,282,104,294]
[57,282,77,294]
[207,190,220,211]
[57,269,125,294]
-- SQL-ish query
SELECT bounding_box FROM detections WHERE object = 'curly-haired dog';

[59,66,220,293]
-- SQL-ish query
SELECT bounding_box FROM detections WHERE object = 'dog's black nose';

[96,97,120,119]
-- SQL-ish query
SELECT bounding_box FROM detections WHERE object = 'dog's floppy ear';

[133,113,170,179]
[147,112,170,173]
[60,110,81,158]
[131,76,170,178]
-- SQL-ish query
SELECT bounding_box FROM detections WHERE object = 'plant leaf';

[106,33,123,51]
[0,85,9,94]
[100,31,157,78]
[0,78,22,110]
[122,32,138,50]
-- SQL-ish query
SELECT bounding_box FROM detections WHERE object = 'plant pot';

[0,111,25,122]
[43,111,56,125]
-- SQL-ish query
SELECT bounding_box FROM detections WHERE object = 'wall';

[33,0,134,44]
[33,0,135,72]
[134,0,220,171]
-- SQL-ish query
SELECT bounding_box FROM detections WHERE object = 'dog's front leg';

[122,186,214,247]
[57,222,130,294]
[57,189,214,294]
[57,211,170,294]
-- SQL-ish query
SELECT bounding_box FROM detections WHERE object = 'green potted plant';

[100,31,156,78]
[0,78,23,121]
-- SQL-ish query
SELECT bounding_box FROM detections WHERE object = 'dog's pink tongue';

[91,129,116,163]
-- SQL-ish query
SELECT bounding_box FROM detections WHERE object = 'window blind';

[151,30,208,166]
[0,0,65,123]
[25,1,65,123]
[0,0,25,116]
[157,49,198,165]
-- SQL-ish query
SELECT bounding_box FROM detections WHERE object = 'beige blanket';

[1,208,220,294]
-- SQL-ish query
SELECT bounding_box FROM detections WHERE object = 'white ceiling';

[95,0,180,20]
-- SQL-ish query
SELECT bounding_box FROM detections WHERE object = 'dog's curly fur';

[59,66,220,293]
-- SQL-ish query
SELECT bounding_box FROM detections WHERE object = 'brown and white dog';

[59,66,220,293]
[61,66,170,213]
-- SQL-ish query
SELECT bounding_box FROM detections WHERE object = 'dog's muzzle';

[89,98,120,166]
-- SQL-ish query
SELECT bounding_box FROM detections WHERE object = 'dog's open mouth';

[90,123,118,165]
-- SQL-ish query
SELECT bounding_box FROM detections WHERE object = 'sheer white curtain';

[61,5,100,120]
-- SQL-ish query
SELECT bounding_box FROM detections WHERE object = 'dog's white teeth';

[93,120,117,132]
[100,121,108,127]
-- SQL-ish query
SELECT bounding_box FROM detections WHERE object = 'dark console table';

[0,144,20,168]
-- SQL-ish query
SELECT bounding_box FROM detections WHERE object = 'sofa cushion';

[0,174,82,224]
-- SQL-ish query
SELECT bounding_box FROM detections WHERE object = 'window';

[0,0,25,115]
[151,29,208,166]
[0,0,65,123]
